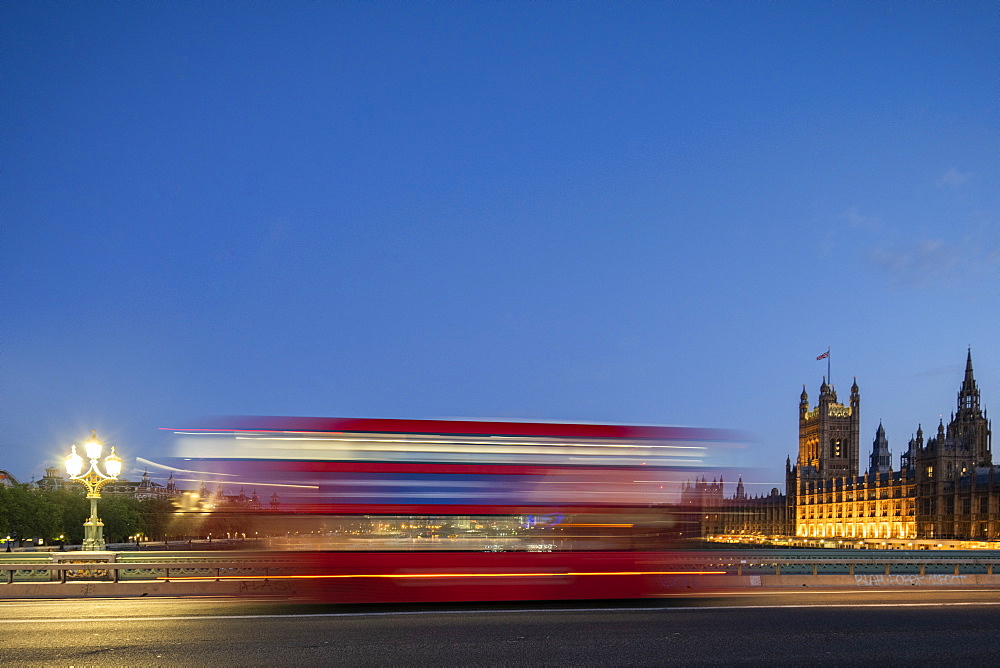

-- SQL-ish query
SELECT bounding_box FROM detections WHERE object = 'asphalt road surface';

[2,589,999,666]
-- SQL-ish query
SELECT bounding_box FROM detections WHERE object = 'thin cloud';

[938,168,971,187]
[869,237,1000,290]
[841,207,882,231]
[869,239,959,288]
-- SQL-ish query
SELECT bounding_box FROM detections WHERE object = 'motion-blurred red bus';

[160,417,738,602]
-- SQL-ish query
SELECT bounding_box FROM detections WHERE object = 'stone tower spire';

[735,476,746,500]
[869,421,891,475]
[798,374,860,480]
[957,348,981,415]
[952,349,991,466]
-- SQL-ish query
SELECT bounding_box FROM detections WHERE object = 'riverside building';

[710,351,995,543]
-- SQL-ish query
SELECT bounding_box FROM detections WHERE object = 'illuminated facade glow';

[707,352,996,542]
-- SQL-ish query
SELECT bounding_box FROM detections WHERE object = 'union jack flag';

[816,351,829,360]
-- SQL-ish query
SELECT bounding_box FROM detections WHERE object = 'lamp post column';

[83,496,106,551]
[65,431,122,552]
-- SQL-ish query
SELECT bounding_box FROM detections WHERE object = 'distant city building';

[33,467,180,499]
[190,481,267,511]
[102,470,179,499]
[710,351,995,542]
[35,466,65,491]
[24,464,278,513]
[0,470,20,487]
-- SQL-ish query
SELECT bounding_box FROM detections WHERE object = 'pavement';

[2,589,1000,665]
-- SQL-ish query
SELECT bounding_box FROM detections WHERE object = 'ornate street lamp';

[65,430,123,551]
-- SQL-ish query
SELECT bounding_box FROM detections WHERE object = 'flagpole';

[816,348,832,385]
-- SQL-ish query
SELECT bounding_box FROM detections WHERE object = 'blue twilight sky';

[3,2,997,494]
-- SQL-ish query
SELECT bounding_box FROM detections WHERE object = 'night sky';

[4,2,997,494]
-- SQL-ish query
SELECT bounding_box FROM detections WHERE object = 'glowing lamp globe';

[65,445,84,477]
[104,447,122,478]
[83,432,103,460]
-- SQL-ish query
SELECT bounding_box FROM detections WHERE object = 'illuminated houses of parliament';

[695,351,995,541]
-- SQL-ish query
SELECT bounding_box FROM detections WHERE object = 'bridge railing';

[1,559,303,584]
[4,555,1000,584]
[670,556,1000,576]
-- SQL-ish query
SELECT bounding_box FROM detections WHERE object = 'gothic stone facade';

[715,352,995,541]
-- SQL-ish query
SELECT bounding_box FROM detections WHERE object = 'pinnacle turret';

[870,421,891,475]
[957,348,981,415]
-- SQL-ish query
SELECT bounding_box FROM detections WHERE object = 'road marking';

[2,601,1000,623]
[2,589,993,607]
[686,588,1000,596]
